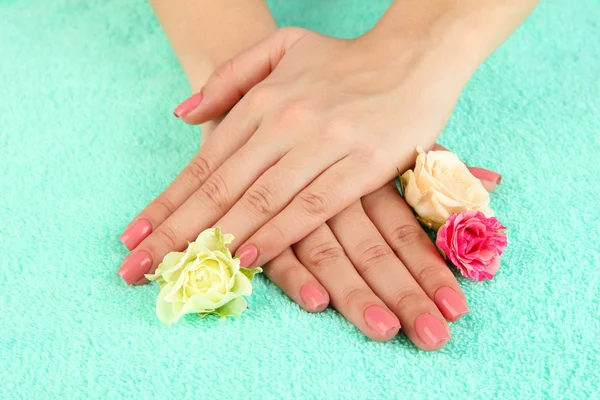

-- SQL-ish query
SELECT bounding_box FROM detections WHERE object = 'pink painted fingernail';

[173,92,203,118]
[364,305,401,338]
[119,219,152,250]
[237,244,258,268]
[118,250,153,285]
[435,287,469,322]
[468,167,501,193]
[468,167,502,184]
[300,284,328,311]
[415,314,451,348]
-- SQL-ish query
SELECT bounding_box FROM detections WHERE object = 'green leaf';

[240,266,263,282]
[395,175,405,198]
[215,296,248,319]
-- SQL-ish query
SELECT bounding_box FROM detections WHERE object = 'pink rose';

[436,210,507,281]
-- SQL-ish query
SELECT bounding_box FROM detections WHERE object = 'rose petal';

[215,296,248,319]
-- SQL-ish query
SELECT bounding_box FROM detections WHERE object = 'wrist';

[359,0,538,82]
[358,16,479,83]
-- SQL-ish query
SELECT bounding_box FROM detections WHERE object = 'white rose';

[401,147,493,230]
[145,228,262,325]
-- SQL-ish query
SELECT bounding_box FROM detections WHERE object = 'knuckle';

[277,261,302,285]
[213,59,236,84]
[391,290,426,313]
[243,184,276,216]
[186,157,213,188]
[352,144,379,165]
[414,264,448,286]
[274,100,313,128]
[153,195,176,217]
[307,243,345,269]
[267,222,288,245]
[246,85,274,110]
[358,242,394,272]
[389,223,428,250]
[154,226,178,250]
[195,173,229,211]
[339,287,366,308]
[322,117,351,141]
[297,191,331,219]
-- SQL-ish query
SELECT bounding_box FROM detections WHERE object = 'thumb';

[173,27,308,125]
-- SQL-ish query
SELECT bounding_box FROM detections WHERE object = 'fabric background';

[1,0,599,398]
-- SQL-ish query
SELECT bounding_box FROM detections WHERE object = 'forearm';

[149,0,277,91]
[364,0,539,76]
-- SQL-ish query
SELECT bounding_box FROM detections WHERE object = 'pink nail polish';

[237,244,258,268]
[119,219,152,250]
[415,314,450,348]
[364,305,401,337]
[299,284,328,311]
[173,92,203,118]
[435,287,469,322]
[468,167,502,184]
[118,250,153,285]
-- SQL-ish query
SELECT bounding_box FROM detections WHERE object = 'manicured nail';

[237,244,258,268]
[299,284,328,311]
[119,219,152,251]
[435,287,469,322]
[468,167,502,184]
[173,92,203,118]
[364,305,401,338]
[118,250,153,285]
[415,314,451,348]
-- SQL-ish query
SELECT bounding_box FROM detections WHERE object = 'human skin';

[120,0,517,349]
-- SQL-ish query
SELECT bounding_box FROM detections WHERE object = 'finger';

[237,156,389,269]
[118,102,259,251]
[263,248,329,313]
[174,27,308,124]
[214,142,348,249]
[363,182,469,323]
[468,167,501,193]
[118,133,287,284]
[328,202,451,351]
[293,224,400,342]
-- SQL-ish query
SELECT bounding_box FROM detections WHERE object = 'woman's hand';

[119,27,475,283]
[121,123,468,350]
[120,119,498,350]
[266,181,468,350]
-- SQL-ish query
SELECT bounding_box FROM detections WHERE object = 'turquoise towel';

[1,0,599,398]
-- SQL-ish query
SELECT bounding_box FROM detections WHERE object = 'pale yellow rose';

[145,228,262,325]
[401,147,493,230]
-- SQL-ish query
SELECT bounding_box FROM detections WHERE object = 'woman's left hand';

[120,27,475,282]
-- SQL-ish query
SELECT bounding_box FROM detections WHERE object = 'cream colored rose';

[145,228,262,325]
[401,147,493,230]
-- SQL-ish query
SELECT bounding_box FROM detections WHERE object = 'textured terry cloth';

[0,0,599,399]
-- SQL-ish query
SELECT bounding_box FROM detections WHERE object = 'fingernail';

[435,287,469,322]
[119,219,152,250]
[237,244,258,268]
[468,167,502,184]
[299,284,328,311]
[173,92,203,118]
[118,250,153,285]
[415,314,451,348]
[364,305,401,338]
